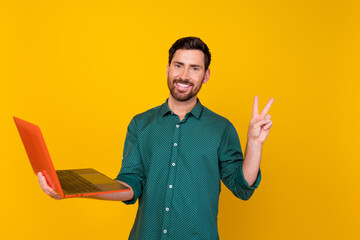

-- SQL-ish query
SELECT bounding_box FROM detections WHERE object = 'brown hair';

[168,37,211,71]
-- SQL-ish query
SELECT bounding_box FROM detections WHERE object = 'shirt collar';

[161,98,203,119]
[190,99,203,119]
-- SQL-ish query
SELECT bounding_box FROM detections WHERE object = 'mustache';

[173,79,194,86]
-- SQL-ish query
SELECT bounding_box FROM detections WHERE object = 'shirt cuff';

[115,174,142,205]
[235,161,261,190]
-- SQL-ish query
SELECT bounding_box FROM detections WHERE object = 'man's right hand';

[37,172,64,200]
[37,172,134,201]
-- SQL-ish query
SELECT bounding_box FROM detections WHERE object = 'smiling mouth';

[176,82,191,88]
[174,79,193,89]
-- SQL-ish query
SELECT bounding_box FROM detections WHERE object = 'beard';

[167,77,204,102]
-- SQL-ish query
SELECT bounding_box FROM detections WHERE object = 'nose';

[180,68,190,80]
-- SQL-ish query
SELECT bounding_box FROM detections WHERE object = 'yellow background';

[1,0,359,239]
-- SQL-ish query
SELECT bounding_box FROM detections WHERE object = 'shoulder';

[134,104,162,120]
[129,103,164,129]
[201,105,233,128]
[199,105,239,138]
[201,106,242,146]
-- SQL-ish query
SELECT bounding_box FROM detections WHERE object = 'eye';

[192,67,199,71]
[174,64,181,68]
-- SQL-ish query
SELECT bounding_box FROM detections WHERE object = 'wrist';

[246,139,263,151]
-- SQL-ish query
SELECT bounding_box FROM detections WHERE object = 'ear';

[166,64,169,77]
[203,68,210,84]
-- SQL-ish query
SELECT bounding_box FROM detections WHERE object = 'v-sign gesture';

[243,96,274,187]
[247,96,274,146]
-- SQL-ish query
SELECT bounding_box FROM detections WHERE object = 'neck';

[168,95,198,121]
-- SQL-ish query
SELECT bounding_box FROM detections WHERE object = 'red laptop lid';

[13,117,64,197]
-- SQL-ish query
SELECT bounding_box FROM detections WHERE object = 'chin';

[172,93,196,102]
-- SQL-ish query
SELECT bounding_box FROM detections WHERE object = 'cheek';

[193,74,205,84]
[168,70,177,79]
[169,70,176,76]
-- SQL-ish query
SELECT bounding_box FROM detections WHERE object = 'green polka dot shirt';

[116,99,261,240]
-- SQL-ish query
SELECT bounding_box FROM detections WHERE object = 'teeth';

[177,83,190,88]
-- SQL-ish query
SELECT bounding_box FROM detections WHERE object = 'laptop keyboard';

[56,170,102,194]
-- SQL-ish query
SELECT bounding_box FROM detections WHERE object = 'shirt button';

[172,163,176,166]
[165,207,169,211]
[169,185,173,189]
[174,143,178,146]
[163,229,167,234]
[176,124,180,128]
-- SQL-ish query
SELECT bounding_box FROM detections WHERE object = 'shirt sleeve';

[218,122,261,200]
[115,117,146,205]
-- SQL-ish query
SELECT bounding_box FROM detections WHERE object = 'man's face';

[167,49,210,102]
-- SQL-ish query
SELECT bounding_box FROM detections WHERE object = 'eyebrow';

[173,61,203,69]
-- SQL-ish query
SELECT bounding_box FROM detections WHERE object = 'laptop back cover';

[13,117,64,197]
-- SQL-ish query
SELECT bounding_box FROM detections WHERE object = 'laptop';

[13,117,130,198]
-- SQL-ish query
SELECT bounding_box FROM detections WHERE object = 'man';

[38,37,274,239]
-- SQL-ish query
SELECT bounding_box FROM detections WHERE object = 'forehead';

[171,49,205,67]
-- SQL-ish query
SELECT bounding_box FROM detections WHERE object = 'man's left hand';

[247,96,274,146]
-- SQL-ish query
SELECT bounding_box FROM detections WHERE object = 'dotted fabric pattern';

[116,99,261,240]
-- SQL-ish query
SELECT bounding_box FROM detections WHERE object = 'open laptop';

[13,117,130,198]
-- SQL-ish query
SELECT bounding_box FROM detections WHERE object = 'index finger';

[252,95,259,117]
[260,97,274,116]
